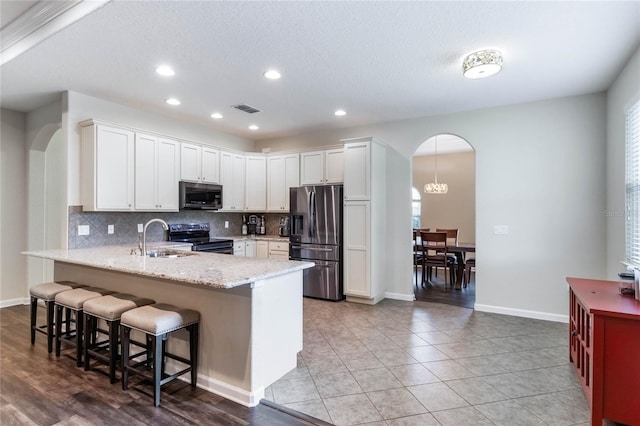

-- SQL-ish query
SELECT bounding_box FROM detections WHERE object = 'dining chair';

[412,230,425,289]
[419,231,455,287]
[435,228,459,284]
[464,256,475,287]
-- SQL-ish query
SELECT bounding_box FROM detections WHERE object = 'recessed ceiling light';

[249,124,259,130]
[165,98,181,106]
[210,113,223,119]
[156,65,175,76]
[263,69,281,80]
[334,109,346,116]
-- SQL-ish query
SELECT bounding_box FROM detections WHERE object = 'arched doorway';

[412,133,476,308]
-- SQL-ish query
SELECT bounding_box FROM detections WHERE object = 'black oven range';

[167,223,234,254]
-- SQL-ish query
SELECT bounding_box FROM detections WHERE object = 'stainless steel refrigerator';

[289,185,343,301]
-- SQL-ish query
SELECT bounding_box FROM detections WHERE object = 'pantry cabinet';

[180,143,220,183]
[220,151,246,211]
[267,153,299,211]
[300,148,344,185]
[135,133,180,211]
[81,122,135,211]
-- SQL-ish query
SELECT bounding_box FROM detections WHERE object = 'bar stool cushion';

[30,281,86,302]
[121,303,200,336]
[83,293,155,321]
[55,287,116,310]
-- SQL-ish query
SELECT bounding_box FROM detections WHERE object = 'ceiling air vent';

[232,104,261,114]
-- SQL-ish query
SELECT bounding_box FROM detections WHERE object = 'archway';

[412,133,476,308]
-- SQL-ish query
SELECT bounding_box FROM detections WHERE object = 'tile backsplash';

[68,206,287,248]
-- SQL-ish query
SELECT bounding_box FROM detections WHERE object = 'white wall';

[0,109,28,305]
[63,91,256,205]
[258,92,607,321]
[607,46,640,277]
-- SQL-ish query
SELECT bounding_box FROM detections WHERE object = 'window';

[626,100,640,266]
[412,187,421,229]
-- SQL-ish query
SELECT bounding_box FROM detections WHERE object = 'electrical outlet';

[108,224,114,234]
[224,221,229,229]
[78,225,90,236]
[494,225,509,235]
[137,223,143,233]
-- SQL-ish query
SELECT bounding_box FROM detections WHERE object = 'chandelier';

[463,49,503,79]
[424,135,448,194]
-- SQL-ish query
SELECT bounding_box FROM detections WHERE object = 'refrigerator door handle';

[309,190,316,238]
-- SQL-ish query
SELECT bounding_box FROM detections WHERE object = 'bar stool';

[120,303,200,406]
[54,287,116,367]
[30,281,86,353]
[83,293,155,383]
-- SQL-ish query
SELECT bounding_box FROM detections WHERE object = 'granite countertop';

[23,244,313,290]
[228,235,290,242]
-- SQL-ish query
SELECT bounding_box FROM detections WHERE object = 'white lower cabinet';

[233,241,246,256]
[268,241,289,260]
[344,202,371,297]
[234,240,257,257]
[257,241,269,259]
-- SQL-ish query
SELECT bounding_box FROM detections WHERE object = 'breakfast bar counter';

[24,245,313,407]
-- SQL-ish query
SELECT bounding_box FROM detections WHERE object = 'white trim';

[0,297,30,308]
[168,368,263,407]
[474,303,569,323]
[384,291,416,302]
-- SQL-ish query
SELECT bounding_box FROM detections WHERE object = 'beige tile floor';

[264,297,592,426]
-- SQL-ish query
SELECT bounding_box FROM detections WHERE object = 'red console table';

[567,277,640,426]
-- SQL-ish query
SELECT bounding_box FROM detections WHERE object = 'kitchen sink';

[147,249,195,258]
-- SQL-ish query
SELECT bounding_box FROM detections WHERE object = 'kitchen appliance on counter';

[168,223,234,254]
[278,216,290,237]
[179,181,223,210]
[247,215,258,235]
[289,185,344,301]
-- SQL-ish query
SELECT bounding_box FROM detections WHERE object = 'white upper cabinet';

[245,155,267,211]
[300,148,344,185]
[181,142,220,183]
[220,151,246,210]
[267,153,299,211]
[135,134,179,211]
[343,141,370,200]
[81,122,135,211]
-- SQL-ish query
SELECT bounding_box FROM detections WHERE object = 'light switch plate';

[494,225,509,235]
[137,224,143,233]
[224,221,229,228]
[78,225,90,236]
[108,224,114,234]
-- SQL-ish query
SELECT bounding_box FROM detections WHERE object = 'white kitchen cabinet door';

[233,241,246,256]
[268,241,289,260]
[180,142,201,182]
[325,148,344,184]
[81,123,135,211]
[343,201,370,297]
[257,241,269,259]
[155,138,180,210]
[245,240,257,257]
[267,154,299,211]
[220,151,246,211]
[245,155,266,211]
[343,141,370,200]
[201,147,219,183]
[300,151,324,185]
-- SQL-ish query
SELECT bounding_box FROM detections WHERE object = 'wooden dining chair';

[464,256,475,287]
[419,231,455,288]
[435,228,459,284]
[412,230,425,289]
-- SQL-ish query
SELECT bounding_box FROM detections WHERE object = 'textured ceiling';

[1,0,639,141]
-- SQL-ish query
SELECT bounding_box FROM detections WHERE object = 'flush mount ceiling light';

[165,98,181,106]
[249,124,259,130]
[263,69,281,80]
[424,135,448,194]
[334,109,346,116]
[462,49,503,79]
[156,65,175,76]
[210,113,223,119]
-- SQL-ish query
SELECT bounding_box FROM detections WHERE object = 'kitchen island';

[23,245,313,407]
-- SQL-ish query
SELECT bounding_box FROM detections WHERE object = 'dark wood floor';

[0,305,323,426]
[413,268,475,309]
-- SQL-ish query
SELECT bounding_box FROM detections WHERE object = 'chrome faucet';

[141,218,169,256]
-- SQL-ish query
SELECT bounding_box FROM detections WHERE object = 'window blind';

[626,100,640,266]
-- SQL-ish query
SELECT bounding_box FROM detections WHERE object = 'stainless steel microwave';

[179,181,223,210]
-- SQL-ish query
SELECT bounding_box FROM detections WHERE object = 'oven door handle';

[290,245,333,252]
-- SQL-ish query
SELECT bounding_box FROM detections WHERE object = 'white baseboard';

[0,297,29,308]
[384,292,416,302]
[474,303,569,323]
